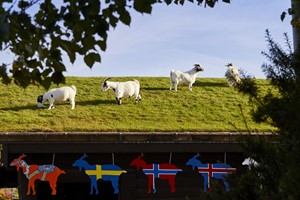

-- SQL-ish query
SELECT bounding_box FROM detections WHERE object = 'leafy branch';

[0,0,230,89]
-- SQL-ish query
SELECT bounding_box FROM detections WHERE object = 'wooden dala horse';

[10,154,66,195]
[186,153,236,192]
[130,154,181,193]
[72,154,126,195]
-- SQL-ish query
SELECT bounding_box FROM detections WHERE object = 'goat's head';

[10,154,27,171]
[101,77,111,92]
[72,154,88,171]
[130,153,145,169]
[186,153,202,170]
[193,64,204,72]
[37,95,44,107]
[226,63,233,67]
[242,157,259,169]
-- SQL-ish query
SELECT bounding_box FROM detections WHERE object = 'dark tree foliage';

[0,0,230,89]
[235,30,300,199]
[199,30,300,200]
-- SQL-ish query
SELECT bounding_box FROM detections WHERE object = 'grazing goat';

[170,64,204,91]
[37,85,77,109]
[225,63,241,87]
[101,78,141,105]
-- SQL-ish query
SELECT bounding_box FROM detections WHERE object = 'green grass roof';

[0,77,275,132]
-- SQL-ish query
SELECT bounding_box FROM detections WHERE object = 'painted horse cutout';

[10,154,66,195]
[130,154,181,193]
[72,154,126,195]
[186,153,236,192]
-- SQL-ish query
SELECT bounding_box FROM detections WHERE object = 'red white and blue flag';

[142,163,181,192]
[197,163,236,190]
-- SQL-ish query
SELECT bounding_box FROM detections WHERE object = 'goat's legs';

[70,99,75,110]
[135,94,142,104]
[170,80,173,90]
[116,97,122,105]
[174,84,178,91]
[188,83,193,91]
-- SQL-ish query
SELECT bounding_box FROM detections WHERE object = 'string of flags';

[9,153,237,196]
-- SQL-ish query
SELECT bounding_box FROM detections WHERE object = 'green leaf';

[18,0,30,9]
[133,0,153,14]
[89,0,100,16]
[31,68,42,83]
[0,14,9,42]
[41,77,52,90]
[280,11,286,22]
[84,52,101,68]
[165,0,172,5]
[81,5,91,18]
[205,0,216,8]
[13,69,31,89]
[97,40,107,51]
[52,61,66,72]
[24,59,39,69]
[119,9,131,25]
[82,35,96,51]
[0,64,11,84]
[195,0,204,5]
[288,8,295,15]
[109,14,118,27]
[51,71,65,85]
[50,49,62,60]
[38,47,49,61]
[95,18,109,37]
[41,68,53,78]
[60,40,76,64]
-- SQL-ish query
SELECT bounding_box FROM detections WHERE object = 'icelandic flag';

[197,163,236,190]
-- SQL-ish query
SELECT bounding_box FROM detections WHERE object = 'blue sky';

[1,0,293,79]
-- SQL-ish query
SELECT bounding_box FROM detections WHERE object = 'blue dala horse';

[72,154,126,195]
[186,153,236,192]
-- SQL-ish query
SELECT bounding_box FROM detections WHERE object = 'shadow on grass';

[142,87,169,91]
[194,81,228,88]
[0,100,117,111]
[76,99,116,106]
[0,105,38,111]
[142,82,229,90]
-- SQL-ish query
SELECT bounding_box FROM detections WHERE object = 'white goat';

[225,63,241,87]
[101,78,141,105]
[170,64,204,91]
[242,157,259,170]
[37,85,77,109]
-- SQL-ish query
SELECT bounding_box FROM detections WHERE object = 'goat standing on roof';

[101,78,141,105]
[225,63,241,87]
[170,64,204,91]
[37,85,77,109]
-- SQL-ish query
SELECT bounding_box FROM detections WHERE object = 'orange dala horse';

[10,154,66,195]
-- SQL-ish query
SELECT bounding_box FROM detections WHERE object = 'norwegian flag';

[142,163,181,193]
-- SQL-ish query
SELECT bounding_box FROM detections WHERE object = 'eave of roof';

[0,132,276,143]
